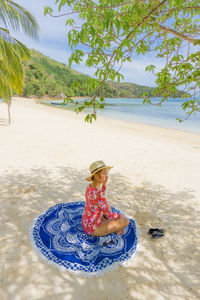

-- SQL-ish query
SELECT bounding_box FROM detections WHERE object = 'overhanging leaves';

[49,0,200,121]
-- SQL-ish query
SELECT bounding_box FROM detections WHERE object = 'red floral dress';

[82,184,121,235]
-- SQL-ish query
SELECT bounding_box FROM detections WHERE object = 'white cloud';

[14,0,69,43]
[120,57,165,87]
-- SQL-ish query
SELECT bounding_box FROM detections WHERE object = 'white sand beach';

[0,97,200,300]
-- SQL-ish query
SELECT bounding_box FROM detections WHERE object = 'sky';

[13,0,164,87]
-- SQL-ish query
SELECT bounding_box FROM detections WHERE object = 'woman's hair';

[91,169,102,181]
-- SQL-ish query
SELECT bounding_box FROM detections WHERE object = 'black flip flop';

[151,232,164,239]
[148,228,164,235]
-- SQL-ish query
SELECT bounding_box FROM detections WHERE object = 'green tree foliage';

[0,0,39,99]
[23,49,156,99]
[46,0,200,122]
[23,50,90,98]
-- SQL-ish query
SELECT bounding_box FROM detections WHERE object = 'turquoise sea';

[41,97,200,134]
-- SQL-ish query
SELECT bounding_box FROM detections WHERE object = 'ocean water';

[41,97,200,134]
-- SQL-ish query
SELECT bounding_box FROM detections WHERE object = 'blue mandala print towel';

[30,201,138,277]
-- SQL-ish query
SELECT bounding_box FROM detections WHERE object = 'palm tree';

[0,0,39,123]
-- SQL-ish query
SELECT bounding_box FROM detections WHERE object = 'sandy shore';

[0,97,200,300]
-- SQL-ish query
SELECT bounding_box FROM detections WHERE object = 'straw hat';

[86,160,113,181]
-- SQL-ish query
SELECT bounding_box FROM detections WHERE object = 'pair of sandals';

[148,228,164,239]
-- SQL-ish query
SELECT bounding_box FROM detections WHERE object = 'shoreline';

[38,97,200,136]
[1,96,200,300]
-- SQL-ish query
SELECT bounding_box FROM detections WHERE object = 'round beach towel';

[30,201,139,277]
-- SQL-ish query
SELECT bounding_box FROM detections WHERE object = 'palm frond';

[0,0,39,103]
[0,0,39,40]
[0,35,25,97]
[0,27,15,43]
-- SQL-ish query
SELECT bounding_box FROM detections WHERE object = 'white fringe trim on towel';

[29,204,141,278]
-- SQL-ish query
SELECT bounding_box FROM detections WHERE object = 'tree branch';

[49,11,78,17]
[159,24,200,44]
[79,1,139,10]
[126,0,168,40]
[160,6,200,13]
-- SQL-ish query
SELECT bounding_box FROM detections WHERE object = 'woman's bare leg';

[115,215,127,235]
[92,216,129,237]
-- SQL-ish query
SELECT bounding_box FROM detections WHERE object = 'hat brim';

[86,166,113,181]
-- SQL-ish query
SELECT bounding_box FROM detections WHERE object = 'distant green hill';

[105,81,155,98]
[23,49,155,98]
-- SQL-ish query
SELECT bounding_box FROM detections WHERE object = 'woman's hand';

[100,169,108,186]
[101,174,108,186]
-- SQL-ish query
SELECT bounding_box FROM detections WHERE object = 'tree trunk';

[7,99,11,124]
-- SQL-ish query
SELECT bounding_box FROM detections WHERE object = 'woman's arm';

[97,189,120,219]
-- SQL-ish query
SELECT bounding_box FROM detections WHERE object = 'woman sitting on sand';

[82,160,129,237]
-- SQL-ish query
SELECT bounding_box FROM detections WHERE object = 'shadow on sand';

[0,118,9,126]
[0,166,199,300]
